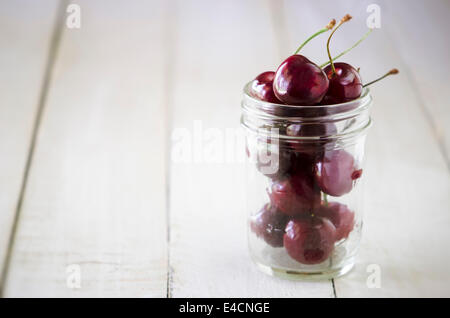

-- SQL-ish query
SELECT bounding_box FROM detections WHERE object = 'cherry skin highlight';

[317,202,355,241]
[283,217,336,264]
[273,55,329,105]
[314,149,359,196]
[249,71,282,104]
[322,62,362,104]
[250,203,289,248]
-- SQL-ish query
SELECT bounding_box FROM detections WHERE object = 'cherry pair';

[249,14,398,108]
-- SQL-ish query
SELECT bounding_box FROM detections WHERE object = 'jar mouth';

[241,83,373,142]
[242,82,372,121]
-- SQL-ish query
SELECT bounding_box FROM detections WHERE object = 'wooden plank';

[3,0,169,297]
[282,0,450,297]
[168,0,334,297]
[382,0,450,165]
[0,0,59,286]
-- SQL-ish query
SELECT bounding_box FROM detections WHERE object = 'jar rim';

[242,82,372,121]
[241,83,373,142]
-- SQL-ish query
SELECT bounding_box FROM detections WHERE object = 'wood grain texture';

[282,0,450,297]
[0,0,59,286]
[167,0,334,297]
[1,0,449,298]
[382,0,450,166]
[3,0,169,297]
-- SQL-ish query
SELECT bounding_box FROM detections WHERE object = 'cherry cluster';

[250,148,357,265]
[248,14,397,265]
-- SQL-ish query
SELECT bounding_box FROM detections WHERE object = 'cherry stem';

[293,19,336,55]
[327,14,352,74]
[320,28,373,68]
[363,69,399,87]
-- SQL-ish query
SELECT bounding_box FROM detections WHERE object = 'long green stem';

[320,29,373,68]
[293,19,336,55]
[363,69,399,87]
[327,14,352,75]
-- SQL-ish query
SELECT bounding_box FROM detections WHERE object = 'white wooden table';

[0,0,449,297]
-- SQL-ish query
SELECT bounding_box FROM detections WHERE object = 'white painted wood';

[168,0,334,297]
[4,0,169,297]
[0,0,59,282]
[382,0,450,163]
[283,0,450,297]
[3,0,448,298]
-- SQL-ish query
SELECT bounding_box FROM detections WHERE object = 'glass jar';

[241,84,372,280]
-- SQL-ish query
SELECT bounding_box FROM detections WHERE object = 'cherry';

[290,152,316,176]
[269,169,321,216]
[317,202,355,241]
[286,122,337,157]
[254,129,296,180]
[250,203,289,248]
[286,122,337,139]
[256,146,295,180]
[314,149,359,196]
[249,71,283,104]
[322,62,362,104]
[273,55,329,105]
[283,217,336,265]
[250,19,335,109]
[322,15,362,104]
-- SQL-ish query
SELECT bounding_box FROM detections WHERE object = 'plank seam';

[331,279,337,298]
[163,0,177,299]
[0,0,68,297]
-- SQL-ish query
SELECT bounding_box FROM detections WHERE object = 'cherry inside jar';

[242,84,372,280]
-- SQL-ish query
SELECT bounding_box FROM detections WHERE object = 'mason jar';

[241,84,372,280]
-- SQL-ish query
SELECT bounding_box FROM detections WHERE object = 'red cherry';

[351,169,363,180]
[273,55,329,105]
[322,62,362,104]
[315,149,358,196]
[250,203,289,248]
[283,217,336,264]
[290,152,316,176]
[317,202,355,241]
[286,122,337,157]
[269,169,321,216]
[249,71,283,104]
[256,147,295,181]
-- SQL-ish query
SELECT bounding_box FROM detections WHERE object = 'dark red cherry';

[256,146,295,180]
[317,202,355,241]
[314,149,360,196]
[290,152,316,176]
[255,132,295,180]
[249,71,283,104]
[322,62,362,104]
[286,122,337,138]
[286,122,337,157]
[283,217,336,264]
[269,169,321,216]
[273,55,329,105]
[250,203,289,247]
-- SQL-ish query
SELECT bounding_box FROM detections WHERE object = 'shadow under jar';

[241,83,372,280]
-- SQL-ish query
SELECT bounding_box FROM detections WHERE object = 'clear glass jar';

[241,84,372,280]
